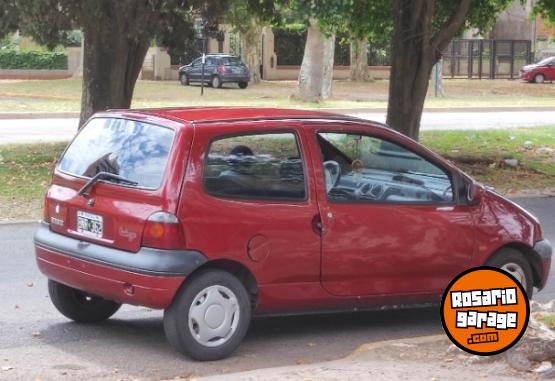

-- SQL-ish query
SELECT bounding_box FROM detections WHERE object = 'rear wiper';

[78,171,138,196]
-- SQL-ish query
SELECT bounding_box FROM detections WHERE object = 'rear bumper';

[533,239,552,290]
[34,223,207,309]
[220,74,250,83]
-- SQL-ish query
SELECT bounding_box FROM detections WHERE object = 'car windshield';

[58,118,175,189]
[220,56,242,65]
[537,57,554,65]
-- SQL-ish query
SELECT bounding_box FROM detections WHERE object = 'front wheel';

[238,81,248,89]
[534,73,545,84]
[48,280,121,323]
[180,73,189,86]
[163,269,251,361]
[485,248,534,297]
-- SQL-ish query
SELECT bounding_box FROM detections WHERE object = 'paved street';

[1,110,555,144]
[0,197,553,380]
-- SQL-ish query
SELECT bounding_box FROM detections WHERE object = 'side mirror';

[466,181,484,205]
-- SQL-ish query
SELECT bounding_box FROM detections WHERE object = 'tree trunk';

[386,0,472,140]
[386,1,435,140]
[296,18,335,101]
[350,38,371,82]
[240,19,262,83]
[79,13,150,127]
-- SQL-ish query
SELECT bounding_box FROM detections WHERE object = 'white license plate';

[77,211,103,238]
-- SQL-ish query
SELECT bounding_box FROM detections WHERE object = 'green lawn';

[1,78,554,113]
[1,127,554,221]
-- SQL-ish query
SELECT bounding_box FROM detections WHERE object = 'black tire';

[179,73,190,86]
[211,75,222,88]
[163,269,251,361]
[180,73,189,86]
[534,73,545,84]
[48,279,121,323]
[238,81,248,89]
[485,248,534,298]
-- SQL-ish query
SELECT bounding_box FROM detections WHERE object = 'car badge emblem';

[55,204,60,214]
[87,198,95,207]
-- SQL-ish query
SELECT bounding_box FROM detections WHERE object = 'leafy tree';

[0,0,227,126]
[386,0,513,140]
[534,0,555,23]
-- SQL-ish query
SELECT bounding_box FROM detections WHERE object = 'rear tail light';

[217,65,226,73]
[43,195,51,223]
[142,211,186,250]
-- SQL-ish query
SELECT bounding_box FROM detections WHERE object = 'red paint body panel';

[36,246,185,309]
[35,107,551,316]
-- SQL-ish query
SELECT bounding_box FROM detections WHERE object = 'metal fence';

[442,39,532,79]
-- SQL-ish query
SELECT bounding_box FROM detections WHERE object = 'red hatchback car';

[35,108,552,360]
[519,56,555,83]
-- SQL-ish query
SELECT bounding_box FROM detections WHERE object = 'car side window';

[317,132,453,203]
[204,133,306,200]
[192,58,201,67]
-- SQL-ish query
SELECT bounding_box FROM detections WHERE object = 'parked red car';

[519,56,555,83]
[35,108,552,361]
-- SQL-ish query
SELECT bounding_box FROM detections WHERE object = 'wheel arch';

[485,242,543,289]
[179,258,259,310]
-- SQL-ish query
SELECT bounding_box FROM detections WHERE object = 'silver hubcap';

[188,285,239,347]
[501,262,527,288]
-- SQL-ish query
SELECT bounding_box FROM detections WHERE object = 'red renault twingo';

[35,107,552,360]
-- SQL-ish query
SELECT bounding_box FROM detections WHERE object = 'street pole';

[201,36,206,96]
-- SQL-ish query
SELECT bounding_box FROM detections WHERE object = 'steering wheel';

[323,160,341,193]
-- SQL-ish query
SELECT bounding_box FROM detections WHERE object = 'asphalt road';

[0,197,553,380]
[1,110,555,144]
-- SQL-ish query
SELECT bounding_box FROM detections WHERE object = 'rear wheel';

[211,75,222,88]
[485,248,534,297]
[48,279,121,323]
[163,269,251,361]
[180,73,189,86]
[238,81,248,89]
[534,73,545,84]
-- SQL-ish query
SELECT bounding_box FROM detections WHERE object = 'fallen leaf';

[307,342,316,347]
[296,359,306,365]
[31,331,41,337]
[1,366,14,371]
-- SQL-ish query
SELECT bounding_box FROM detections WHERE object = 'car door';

[306,123,475,297]
[178,121,322,312]
[188,58,202,81]
[545,58,555,80]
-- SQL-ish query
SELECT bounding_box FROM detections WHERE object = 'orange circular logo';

[441,267,530,356]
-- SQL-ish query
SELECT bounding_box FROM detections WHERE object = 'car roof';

[117,107,377,126]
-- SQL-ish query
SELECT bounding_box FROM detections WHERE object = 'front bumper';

[34,223,206,309]
[533,239,552,290]
[519,71,533,81]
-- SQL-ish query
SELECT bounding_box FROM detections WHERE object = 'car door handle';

[436,206,454,212]
[312,214,323,236]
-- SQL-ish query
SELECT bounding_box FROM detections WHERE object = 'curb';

[165,335,446,381]
[348,334,445,358]
[0,112,79,119]
[0,219,39,226]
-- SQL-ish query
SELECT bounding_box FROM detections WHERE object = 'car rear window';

[58,117,175,189]
[221,56,242,65]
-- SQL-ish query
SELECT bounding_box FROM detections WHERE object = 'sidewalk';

[184,336,534,381]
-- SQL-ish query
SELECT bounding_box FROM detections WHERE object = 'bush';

[0,49,68,70]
